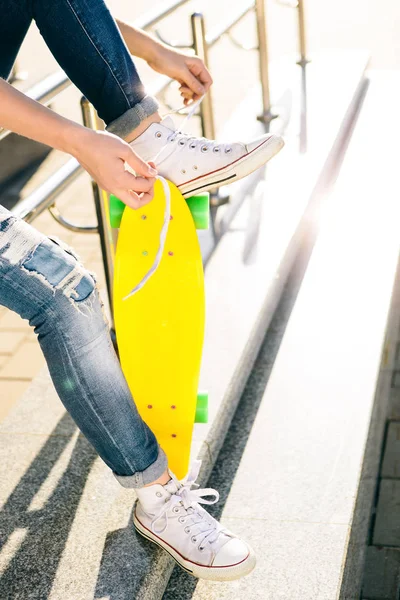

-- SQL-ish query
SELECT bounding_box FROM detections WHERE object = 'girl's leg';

[0,1,33,79]
[0,214,255,581]
[0,206,167,488]
[31,0,159,136]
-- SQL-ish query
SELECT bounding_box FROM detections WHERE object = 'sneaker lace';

[151,461,225,548]
[166,130,230,155]
[150,96,232,164]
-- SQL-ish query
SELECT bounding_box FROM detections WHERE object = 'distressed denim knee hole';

[22,239,95,303]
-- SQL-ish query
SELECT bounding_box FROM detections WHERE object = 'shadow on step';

[0,413,96,599]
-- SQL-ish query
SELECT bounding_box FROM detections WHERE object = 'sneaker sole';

[133,513,257,581]
[179,133,284,198]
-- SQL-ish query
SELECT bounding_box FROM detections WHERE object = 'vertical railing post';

[191,11,227,222]
[80,97,115,327]
[255,0,275,124]
[191,13,216,140]
[297,0,309,66]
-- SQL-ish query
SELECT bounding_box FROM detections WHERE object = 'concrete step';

[0,51,367,599]
[362,546,400,600]
[173,72,400,600]
[362,418,400,599]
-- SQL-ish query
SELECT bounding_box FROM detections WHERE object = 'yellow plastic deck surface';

[113,180,205,479]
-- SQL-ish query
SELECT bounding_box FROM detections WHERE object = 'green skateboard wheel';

[109,194,125,228]
[186,193,210,230]
[195,391,208,423]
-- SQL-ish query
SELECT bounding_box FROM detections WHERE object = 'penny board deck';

[113,179,205,479]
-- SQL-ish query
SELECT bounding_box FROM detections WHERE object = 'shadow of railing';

[94,511,160,600]
[0,413,97,598]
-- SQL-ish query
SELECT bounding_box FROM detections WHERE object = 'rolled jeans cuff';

[113,445,168,489]
[106,95,159,138]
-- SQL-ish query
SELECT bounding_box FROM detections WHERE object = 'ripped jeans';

[0,207,168,488]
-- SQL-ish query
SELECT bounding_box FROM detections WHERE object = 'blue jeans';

[0,0,159,136]
[0,208,168,487]
[0,1,167,486]
[0,1,166,485]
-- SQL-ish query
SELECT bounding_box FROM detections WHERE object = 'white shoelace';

[123,174,171,300]
[164,129,233,156]
[123,97,205,301]
[151,460,224,549]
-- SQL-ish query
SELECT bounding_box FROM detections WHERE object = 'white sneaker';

[134,461,256,581]
[130,116,284,197]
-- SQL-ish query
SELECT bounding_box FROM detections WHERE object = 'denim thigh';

[0,0,32,79]
[0,206,165,483]
[31,0,147,124]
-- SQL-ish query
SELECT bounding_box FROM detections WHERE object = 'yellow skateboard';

[110,180,209,479]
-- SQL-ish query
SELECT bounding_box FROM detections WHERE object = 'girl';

[0,0,283,581]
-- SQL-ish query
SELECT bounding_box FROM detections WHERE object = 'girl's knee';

[21,235,96,306]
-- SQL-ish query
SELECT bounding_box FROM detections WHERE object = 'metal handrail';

[273,0,309,64]
[135,0,192,31]
[48,203,98,233]
[80,97,115,319]
[297,0,308,66]
[25,71,70,107]
[206,0,255,48]
[12,158,82,222]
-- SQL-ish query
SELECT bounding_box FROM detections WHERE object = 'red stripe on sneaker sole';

[134,513,250,569]
[177,138,270,187]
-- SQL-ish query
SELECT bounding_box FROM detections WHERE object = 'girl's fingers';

[148,160,157,171]
[181,69,205,97]
[123,144,157,178]
[121,171,155,192]
[115,181,155,210]
[139,189,155,206]
[187,58,213,92]
[116,188,142,209]
[179,85,194,98]
[179,85,199,106]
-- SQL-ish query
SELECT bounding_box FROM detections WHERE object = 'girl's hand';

[147,46,213,105]
[71,128,157,209]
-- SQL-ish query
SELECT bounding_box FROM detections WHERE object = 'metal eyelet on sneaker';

[156,492,162,497]
[181,169,186,174]
[193,165,198,170]
[198,546,205,552]
[225,147,232,154]
[191,536,197,543]
[173,506,180,513]
[184,527,190,534]
[190,143,196,150]
[178,140,185,146]
[178,517,186,523]
[155,131,162,139]
[213,147,220,153]
[201,145,208,153]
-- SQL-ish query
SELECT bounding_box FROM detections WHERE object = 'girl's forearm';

[0,78,86,156]
[116,19,164,62]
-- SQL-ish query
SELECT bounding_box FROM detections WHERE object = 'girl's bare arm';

[0,78,156,208]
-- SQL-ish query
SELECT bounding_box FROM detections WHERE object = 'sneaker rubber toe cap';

[213,538,250,567]
[245,133,284,154]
